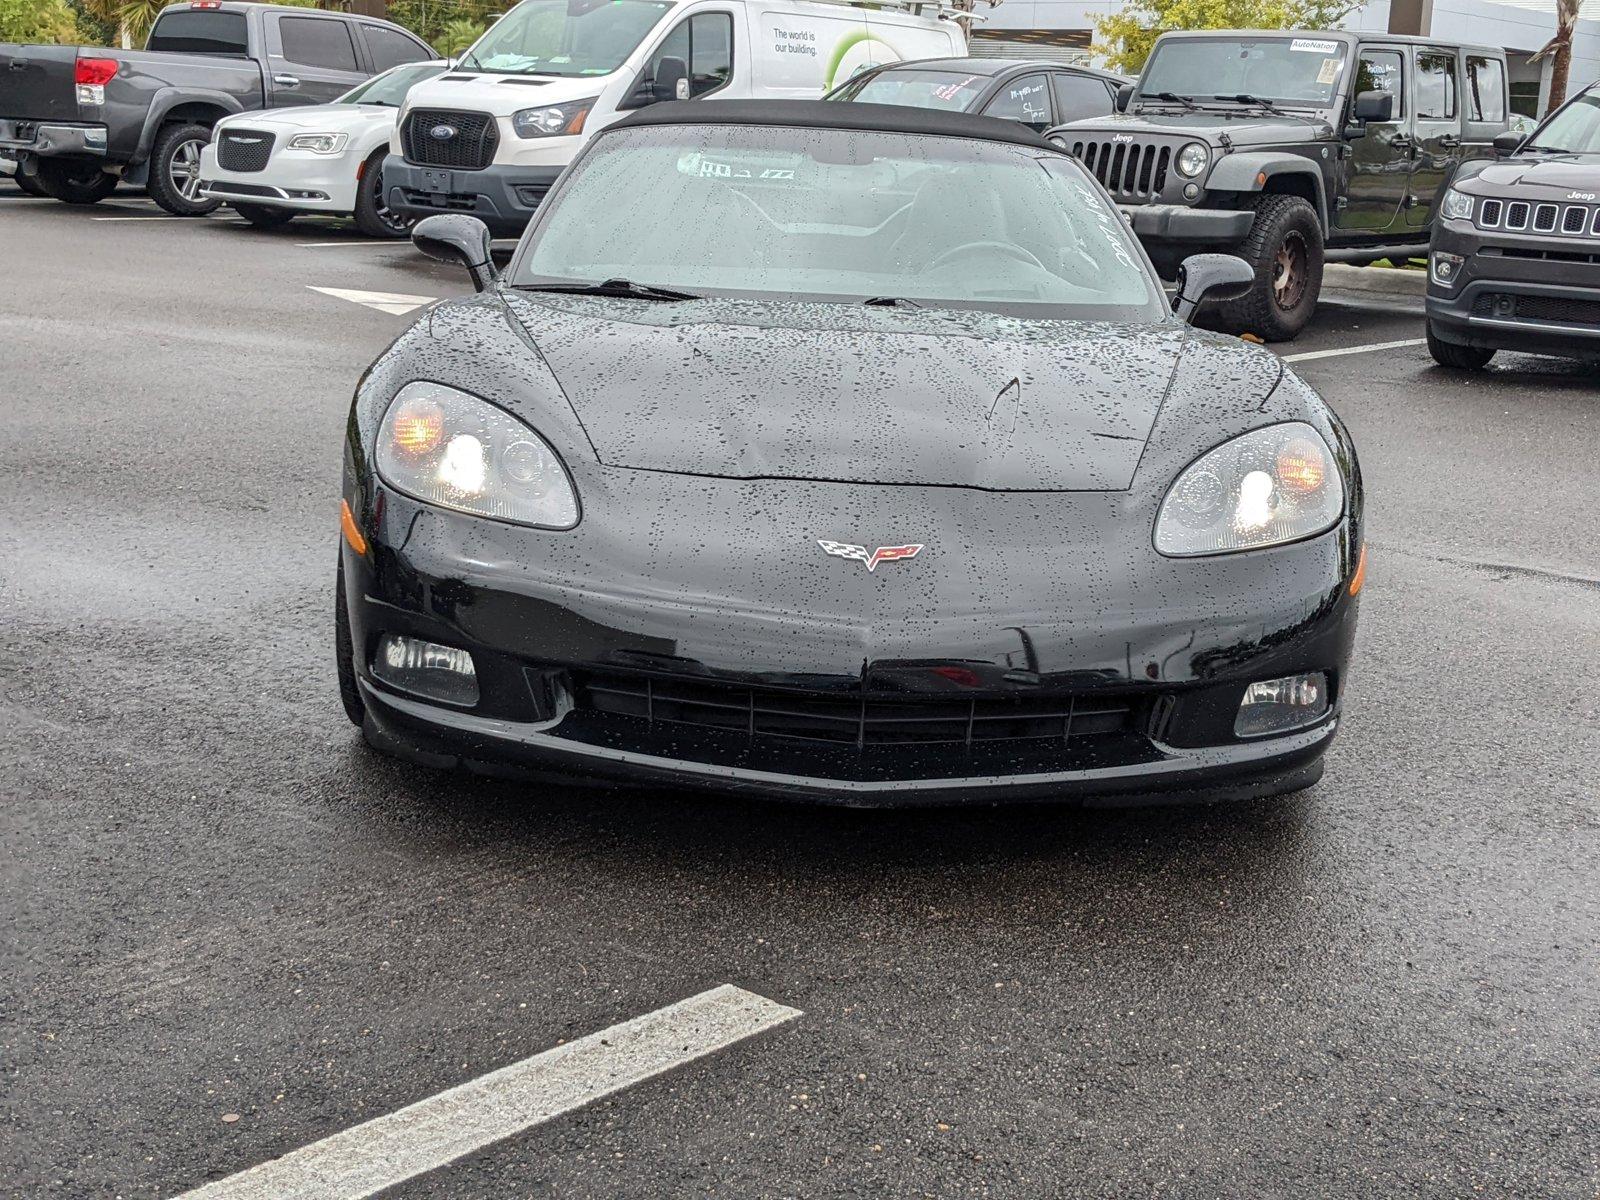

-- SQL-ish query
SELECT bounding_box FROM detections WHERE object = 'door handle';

[1390,134,1414,151]
[273,74,300,88]
[1437,134,1460,149]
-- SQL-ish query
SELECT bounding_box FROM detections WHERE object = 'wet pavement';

[2,184,1596,1198]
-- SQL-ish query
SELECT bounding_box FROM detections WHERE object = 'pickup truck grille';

[1068,138,1171,201]
[216,129,274,173]
[402,109,497,170]
[1478,198,1600,238]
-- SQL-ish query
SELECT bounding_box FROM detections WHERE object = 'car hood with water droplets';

[501,294,1282,492]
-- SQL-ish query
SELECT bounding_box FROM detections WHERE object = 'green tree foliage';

[1093,0,1365,74]
[65,0,117,44]
[385,0,502,51]
[0,0,82,43]
[437,15,489,55]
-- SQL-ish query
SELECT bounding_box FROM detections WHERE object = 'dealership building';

[969,0,1600,118]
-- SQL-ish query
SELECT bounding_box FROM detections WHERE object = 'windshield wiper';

[1211,93,1288,114]
[1139,91,1199,111]
[517,278,701,302]
[862,296,922,309]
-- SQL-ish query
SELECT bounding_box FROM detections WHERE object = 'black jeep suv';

[1048,30,1509,340]
[1426,82,1600,368]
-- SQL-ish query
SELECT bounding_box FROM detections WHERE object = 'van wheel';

[353,151,413,238]
[147,123,221,216]
[1211,195,1324,342]
[1426,320,1495,370]
[36,159,118,204]
[232,202,295,229]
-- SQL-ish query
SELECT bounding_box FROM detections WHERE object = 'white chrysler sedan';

[200,60,451,237]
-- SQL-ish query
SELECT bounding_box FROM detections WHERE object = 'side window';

[363,25,431,72]
[280,17,359,71]
[983,73,1052,132]
[645,13,733,99]
[1051,72,1115,122]
[1466,55,1506,123]
[1352,49,1404,119]
[1416,50,1457,120]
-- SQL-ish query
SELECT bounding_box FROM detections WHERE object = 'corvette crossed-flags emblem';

[816,540,925,572]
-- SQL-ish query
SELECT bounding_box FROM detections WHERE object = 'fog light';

[1430,252,1464,287]
[1183,182,1200,200]
[371,634,478,706]
[1235,672,1328,737]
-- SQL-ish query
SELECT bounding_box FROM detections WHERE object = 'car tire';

[1426,320,1495,370]
[13,168,50,198]
[147,123,222,216]
[1212,194,1324,342]
[352,151,414,239]
[335,561,366,727]
[35,158,118,204]
[231,202,296,229]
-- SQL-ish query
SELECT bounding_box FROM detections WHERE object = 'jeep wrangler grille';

[1069,139,1172,201]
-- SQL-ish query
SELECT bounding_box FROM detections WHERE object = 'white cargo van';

[382,0,977,234]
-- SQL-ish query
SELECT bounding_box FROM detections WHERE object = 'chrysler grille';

[1069,138,1172,201]
[216,129,274,173]
[402,108,497,170]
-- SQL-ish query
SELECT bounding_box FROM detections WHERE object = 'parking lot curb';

[1323,263,1428,297]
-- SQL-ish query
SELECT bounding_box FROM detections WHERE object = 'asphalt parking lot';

[3,182,1597,1198]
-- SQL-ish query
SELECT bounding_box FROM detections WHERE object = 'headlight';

[1175,142,1209,178]
[287,133,347,154]
[1154,422,1344,557]
[375,382,580,529]
[1439,188,1474,221]
[511,98,596,139]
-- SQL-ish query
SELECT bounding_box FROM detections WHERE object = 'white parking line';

[294,240,409,248]
[307,285,437,315]
[90,215,241,222]
[168,984,800,1200]
[1282,337,1427,363]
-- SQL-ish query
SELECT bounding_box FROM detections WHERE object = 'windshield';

[339,62,448,106]
[460,0,672,77]
[1526,89,1600,153]
[827,69,989,112]
[514,125,1164,320]
[1140,36,1350,107]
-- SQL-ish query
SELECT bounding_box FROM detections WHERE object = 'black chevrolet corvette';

[334,100,1364,805]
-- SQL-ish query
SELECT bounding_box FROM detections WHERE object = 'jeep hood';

[501,295,1282,492]
[1060,110,1334,147]
[1464,155,1600,195]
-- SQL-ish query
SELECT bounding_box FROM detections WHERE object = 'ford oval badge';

[430,124,458,141]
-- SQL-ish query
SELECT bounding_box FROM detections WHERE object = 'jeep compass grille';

[1069,139,1172,201]
[1477,197,1600,240]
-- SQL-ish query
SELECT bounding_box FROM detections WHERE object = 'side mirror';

[653,56,689,104]
[1115,83,1134,113]
[1173,253,1254,323]
[1352,89,1393,123]
[1492,130,1523,156]
[412,213,497,293]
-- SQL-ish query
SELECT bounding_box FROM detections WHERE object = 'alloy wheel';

[168,138,205,203]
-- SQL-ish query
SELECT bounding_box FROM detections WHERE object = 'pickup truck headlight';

[512,98,595,139]
[1176,142,1209,178]
[376,382,580,530]
[1439,188,1474,221]
[1154,422,1344,557]
[286,133,347,154]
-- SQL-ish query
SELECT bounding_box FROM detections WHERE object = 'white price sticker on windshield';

[1317,57,1341,84]
[1290,39,1339,53]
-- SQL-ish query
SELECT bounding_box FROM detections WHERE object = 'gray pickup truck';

[0,1,434,214]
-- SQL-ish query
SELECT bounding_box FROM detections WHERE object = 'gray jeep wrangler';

[1048,30,1510,340]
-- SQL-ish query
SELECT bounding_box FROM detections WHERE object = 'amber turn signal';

[1276,438,1327,494]
[390,397,446,458]
[1349,543,1367,596]
[340,497,368,556]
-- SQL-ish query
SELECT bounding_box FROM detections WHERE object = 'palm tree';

[1532,0,1583,115]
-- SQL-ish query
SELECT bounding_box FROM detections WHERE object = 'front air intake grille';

[1480,199,1503,226]
[216,129,274,173]
[1471,292,1600,325]
[1534,203,1559,232]
[401,108,497,170]
[1069,139,1172,200]
[1505,201,1531,230]
[1563,205,1588,233]
[574,669,1138,749]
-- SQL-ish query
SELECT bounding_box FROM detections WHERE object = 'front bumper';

[383,155,563,236]
[1119,204,1255,243]
[340,480,1359,806]
[1427,216,1600,360]
[0,119,107,160]
[198,142,360,212]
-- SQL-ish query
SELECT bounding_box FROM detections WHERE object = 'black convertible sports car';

[335,100,1364,805]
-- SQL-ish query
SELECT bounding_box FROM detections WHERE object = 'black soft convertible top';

[609,99,1059,152]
